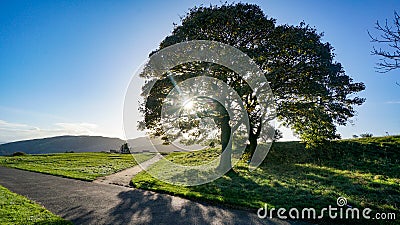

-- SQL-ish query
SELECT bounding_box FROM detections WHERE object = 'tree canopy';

[139,3,365,156]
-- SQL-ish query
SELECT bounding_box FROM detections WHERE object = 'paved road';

[0,167,307,225]
[93,154,163,187]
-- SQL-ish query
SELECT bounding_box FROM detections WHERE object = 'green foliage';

[0,185,71,225]
[140,3,365,154]
[0,152,154,181]
[120,143,130,154]
[132,136,400,224]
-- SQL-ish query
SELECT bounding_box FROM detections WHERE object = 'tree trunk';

[218,115,232,172]
[247,132,258,156]
[246,121,261,159]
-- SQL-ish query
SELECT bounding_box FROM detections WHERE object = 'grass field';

[132,136,400,224]
[0,185,71,225]
[0,152,154,181]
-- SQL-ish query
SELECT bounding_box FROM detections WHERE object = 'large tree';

[139,3,365,161]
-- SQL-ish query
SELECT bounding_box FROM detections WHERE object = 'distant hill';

[0,136,125,156]
[0,135,205,155]
[128,136,205,153]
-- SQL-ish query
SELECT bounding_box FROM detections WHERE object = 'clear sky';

[0,0,399,143]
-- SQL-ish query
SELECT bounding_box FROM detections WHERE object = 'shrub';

[360,133,373,138]
[12,152,26,156]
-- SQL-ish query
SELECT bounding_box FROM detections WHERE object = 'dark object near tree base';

[12,152,26,156]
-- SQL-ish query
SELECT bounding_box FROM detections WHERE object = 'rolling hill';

[0,136,125,155]
[0,135,205,155]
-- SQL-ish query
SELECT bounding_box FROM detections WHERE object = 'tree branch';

[369,11,400,73]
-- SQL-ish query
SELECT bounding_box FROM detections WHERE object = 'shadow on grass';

[132,137,400,225]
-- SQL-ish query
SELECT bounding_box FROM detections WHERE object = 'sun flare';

[183,99,194,110]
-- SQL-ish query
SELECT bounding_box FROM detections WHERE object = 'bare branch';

[369,11,400,73]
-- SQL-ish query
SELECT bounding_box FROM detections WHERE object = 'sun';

[183,99,194,110]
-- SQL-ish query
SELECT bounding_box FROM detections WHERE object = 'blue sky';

[0,0,399,143]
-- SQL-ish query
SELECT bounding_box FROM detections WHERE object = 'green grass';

[132,136,400,224]
[0,152,154,181]
[0,185,71,225]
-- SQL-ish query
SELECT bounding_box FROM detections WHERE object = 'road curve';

[0,167,308,225]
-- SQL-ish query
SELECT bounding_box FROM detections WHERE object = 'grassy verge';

[0,152,154,181]
[0,185,71,225]
[132,136,400,224]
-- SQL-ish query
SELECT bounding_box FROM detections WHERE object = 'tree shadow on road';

[57,188,284,225]
[108,189,272,225]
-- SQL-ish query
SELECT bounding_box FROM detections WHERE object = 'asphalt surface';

[93,154,163,187]
[0,167,308,225]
